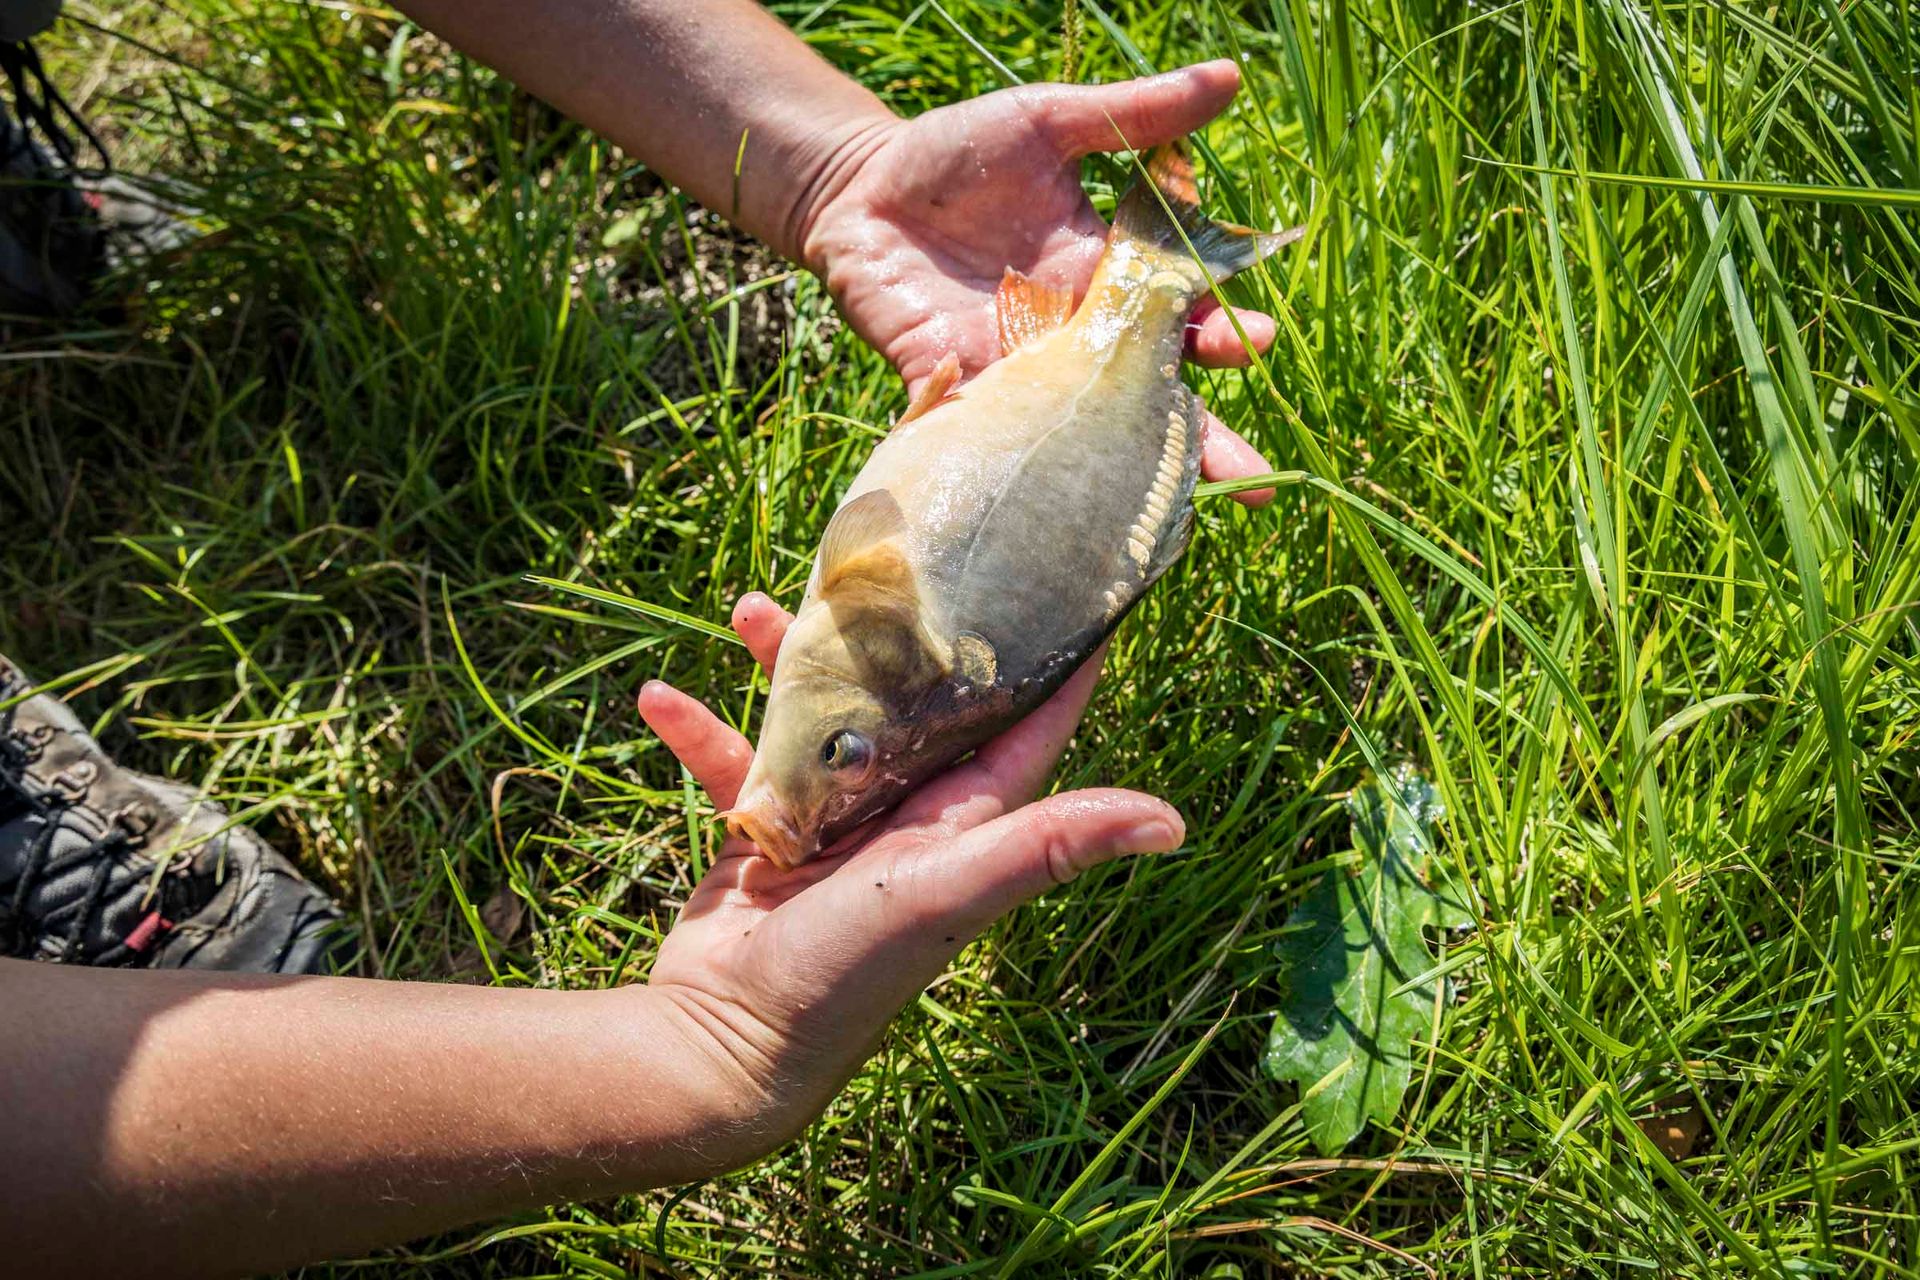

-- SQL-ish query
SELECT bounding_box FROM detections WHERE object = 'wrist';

[786,110,899,278]
[625,982,811,1181]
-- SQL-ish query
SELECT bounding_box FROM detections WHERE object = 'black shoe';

[0,657,348,973]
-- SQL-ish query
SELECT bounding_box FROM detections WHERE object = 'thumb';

[1028,59,1242,158]
[903,788,1185,931]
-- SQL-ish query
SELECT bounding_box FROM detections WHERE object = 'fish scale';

[723,140,1300,869]
[909,325,1199,681]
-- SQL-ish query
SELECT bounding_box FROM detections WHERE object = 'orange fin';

[814,489,950,685]
[898,351,962,425]
[817,489,913,602]
[1112,140,1302,280]
[996,268,1074,356]
[1146,142,1201,207]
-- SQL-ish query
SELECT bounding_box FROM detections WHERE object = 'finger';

[890,646,1109,834]
[1199,407,1276,507]
[1029,60,1243,158]
[731,593,793,676]
[898,788,1184,935]
[1185,300,1275,368]
[753,789,1181,1040]
[637,679,755,809]
[968,647,1108,803]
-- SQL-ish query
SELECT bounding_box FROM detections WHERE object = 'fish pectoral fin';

[815,492,953,689]
[838,601,948,688]
[996,267,1075,355]
[951,630,998,688]
[898,352,962,425]
[818,489,913,600]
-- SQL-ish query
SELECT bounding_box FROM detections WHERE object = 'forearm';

[393,0,895,266]
[0,960,751,1279]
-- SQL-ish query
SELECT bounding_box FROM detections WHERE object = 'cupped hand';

[635,594,1180,1160]
[801,59,1282,505]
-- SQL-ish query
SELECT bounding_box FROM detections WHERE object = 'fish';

[725,140,1299,869]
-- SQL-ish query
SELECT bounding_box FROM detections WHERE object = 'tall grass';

[4,0,1917,1274]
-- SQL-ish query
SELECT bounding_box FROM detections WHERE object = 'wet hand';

[800,59,1282,505]
[634,594,1180,1163]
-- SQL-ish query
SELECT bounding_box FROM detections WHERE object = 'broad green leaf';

[1263,768,1467,1153]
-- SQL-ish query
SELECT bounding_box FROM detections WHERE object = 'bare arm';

[0,962,752,1277]
[4,7,1283,1274]
[3,600,1178,1278]
[389,0,1287,500]
[392,0,892,267]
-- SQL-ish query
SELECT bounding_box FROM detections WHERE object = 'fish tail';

[1111,141,1301,282]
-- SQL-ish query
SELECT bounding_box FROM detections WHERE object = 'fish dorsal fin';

[898,351,962,425]
[1112,140,1303,282]
[817,489,914,604]
[996,268,1074,355]
[1148,141,1201,206]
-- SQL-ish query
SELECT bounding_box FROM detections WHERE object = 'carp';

[726,140,1297,868]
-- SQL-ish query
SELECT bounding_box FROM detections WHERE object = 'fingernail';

[1118,817,1182,854]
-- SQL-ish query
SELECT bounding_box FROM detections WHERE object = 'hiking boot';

[3,17,206,321]
[1,20,107,318]
[0,0,61,45]
[0,656,348,973]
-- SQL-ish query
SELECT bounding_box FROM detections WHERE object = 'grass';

[5,0,1919,1274]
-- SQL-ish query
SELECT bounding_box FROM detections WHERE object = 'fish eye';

[820,729,875,778]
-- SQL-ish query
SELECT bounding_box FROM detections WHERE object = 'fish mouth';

[721,798,814,871]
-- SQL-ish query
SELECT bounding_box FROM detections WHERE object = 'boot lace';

[0,37,109,175]
[0,696,142,962]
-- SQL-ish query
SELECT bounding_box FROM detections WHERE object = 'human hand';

[799,59,1283,505]
[634,594,1181,1168]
